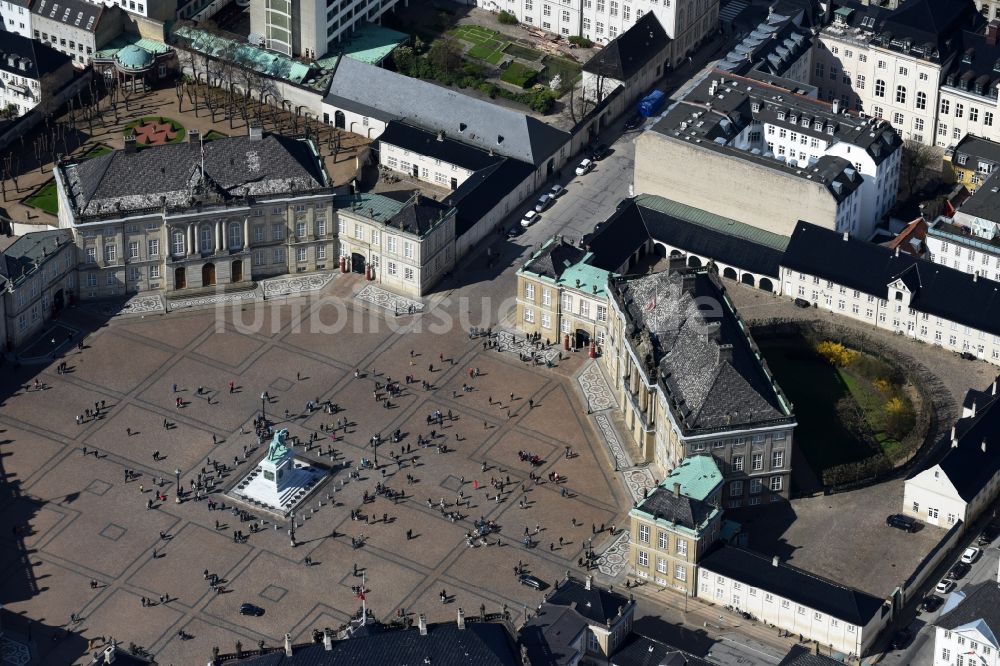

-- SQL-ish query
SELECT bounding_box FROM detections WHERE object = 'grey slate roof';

[385,195,453,237]
[777,645,850,666]
[378,121,502,172]
[518,603,587,666]
[634,484,717,531]
[545,577,633,626]
[582,12,670,81]
[0,229,72,287]
[955,170,1000,222]
[609,271,792,434]
[522,238,588,280]
[699,546,886,626]
[32,0,103,32]
[446,157,535,237]
[781,221,1000,337]
[611,635,713,666]
[0,32,72,80]
[62,134,326,217]
[936,580,1000,637]
[223,621,520,666]
[930,384,1000,502]
[324,57,569,166]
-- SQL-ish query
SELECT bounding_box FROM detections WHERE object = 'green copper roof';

[333,192,405,222]
[115,44,154,70]
[664,455,723,502]
[557,256,611,297]
[635,194,790,251]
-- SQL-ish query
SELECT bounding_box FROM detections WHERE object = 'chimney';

[103,645,116,664]
[972,401,978,418]
[989,20,1000,47]
[189,128,201,146]
[284,633,293,657]
[682,273,697,294]
[437,130,445,142]
[952,425,959,448]
[123,135,136,154]
[993,379,997,396]
[983,438,988,454]
[323,629,333,651]
[842,231,849,241]
[832,99,840,114]
[249,126,263,141]
[585,575,593,590]
[457,607,465,630]
[895,245,900,257]
[772,556,779,567]
[673,482,682,497]
[718,343,733,363]
[418,614,428,636]
[974,272,979,283]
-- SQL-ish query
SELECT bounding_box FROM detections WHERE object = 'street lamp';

[174,468,181,492]
[260,392,267,421]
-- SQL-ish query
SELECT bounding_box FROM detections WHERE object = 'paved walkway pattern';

[354,284,424,314]
[261,274,336,298]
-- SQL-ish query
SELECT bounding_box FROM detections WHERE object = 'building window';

[771,450,783,468]
[296,221,306,239]
[675,565,687,581]
[638,524,650,543]
[750,479,763,495]
[657,531,667,549]
[637,550,648,567]
[540,313,550,329]
[915,91,926,110]
[676,539,687,556]
[770,476,782,492]
[542,288,551,306]
[857,74,865,90]
[296,247,307,262]
[732,455,744,471]
[956,103,964,118]
[128,241,139,259]
[525,283,535,300]
[148,239,159,257]
[524,308,535,324]
[895,85,906,104]
[874,79,885,97]
[940,99,950,115]
[752,453,763,470]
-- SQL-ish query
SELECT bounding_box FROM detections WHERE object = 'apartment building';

[0,229,76,350]
[697,546,889,656]
[629,455,723,595]
[933,581,1000,666]
[0,32,74,117]
[603,269,797,506]
[31,0,122,67]
[716,2,814,82]
[635,71,902,240]
[250,0,401,59]
[335,192,456,297]
[780,221,1000,365]
[1,0,33,38]
[478,0,716,58]
[926,171,1000,282]
[903,376,1000,528]
[944,134,1000,193]
[54,130,335,299]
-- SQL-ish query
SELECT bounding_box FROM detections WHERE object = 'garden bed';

[24,180,59,215]
[123,116,186,146]
[500,61,540,88]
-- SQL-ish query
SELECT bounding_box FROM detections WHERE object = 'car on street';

[890,628,913,650]
[549,183,565,198]
[979,523,1000,545]
[518,574,547,590]
[239,603,265,616]
[961,546,981,563]
[948,562,970,580]
[534,194,553,212]
[624,114,643,130]
[920,595,943,613]
[960,351,977,360]
[886,514,918,532]
[793,298,811,308]
[589,143,610,160]
[520,210,539,228]
[506,226,523,239]
[935,579,956,595]
[575,158,594,176]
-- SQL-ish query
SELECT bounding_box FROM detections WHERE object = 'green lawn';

[759,340,875,475]
[24,180,59,215]
[500,61,540,88]
[468,43,505,64]
[451,25,509,64]
[83,143,113,159]
[539,54,582,92]
[204,129,228,141]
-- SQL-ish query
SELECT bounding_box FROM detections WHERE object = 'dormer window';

[801,117,809,127]
[777,110,786,120]
[789,113,797,123]
[751,102,760,112]
[814,121,823,131]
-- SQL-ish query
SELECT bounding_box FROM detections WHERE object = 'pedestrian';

[510,392,515,402]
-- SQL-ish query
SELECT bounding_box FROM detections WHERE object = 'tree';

[427,38,463,77]
[900,140,940,199]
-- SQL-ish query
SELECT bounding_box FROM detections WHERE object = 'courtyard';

[0,275,631,665]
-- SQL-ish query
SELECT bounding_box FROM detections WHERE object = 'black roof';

[518,604,587,666]
[880,0,976,54]
[953,134,1000,168]
[522,238,588,280]
[0,32,72,80]
[224,621,520,666]
[386,195,453,237]
[956,170,1000,222]
[378,121,503,173]
[634,485,717,531]
[545,577,633,626]
[782,221,1000,337]
[32,0,103,31]
[582,12,670,80]
[699,546,885,626]
[611,634,713,666]
[932,384,1000,501]
[777,645,849,666]
[936,580,1000,634]
[0,229,72,286]
[445,155,534,238]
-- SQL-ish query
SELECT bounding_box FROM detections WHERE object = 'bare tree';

[900,140,941,199]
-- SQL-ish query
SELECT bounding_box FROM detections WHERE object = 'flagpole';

[361,570,366,626]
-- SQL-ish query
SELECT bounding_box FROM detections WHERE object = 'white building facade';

[1,0,32,37]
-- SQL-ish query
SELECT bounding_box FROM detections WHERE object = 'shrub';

[497,10,518,24]
[500,61,540,88]
[816,340,858,367]
[873,378,892,393]
[822,454,892,486]
[568,35,594,48]
[884,396,916,439]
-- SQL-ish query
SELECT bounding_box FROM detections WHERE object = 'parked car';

[935,579,956,595]
[520,210,539,228]
[920,595,943,612]
[518,574,547,590]
[575,158,594,176]
[589,143,610,160]
[506,226,523,239]
[534,194,553,212]
[793,297,811,308]
[959,351,976,360]
[624,114,643,130]
[890,628,913,650]
[948,562,970,580]
[961,546,981,564]
[886,514,918,532]
[549,183,565,198]
[239,603,265,616]
[979,523,1000,545]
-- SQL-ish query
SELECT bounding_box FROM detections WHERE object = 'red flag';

[646,292,657,312]
[944,199,956,217]
[356,588,366,601]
